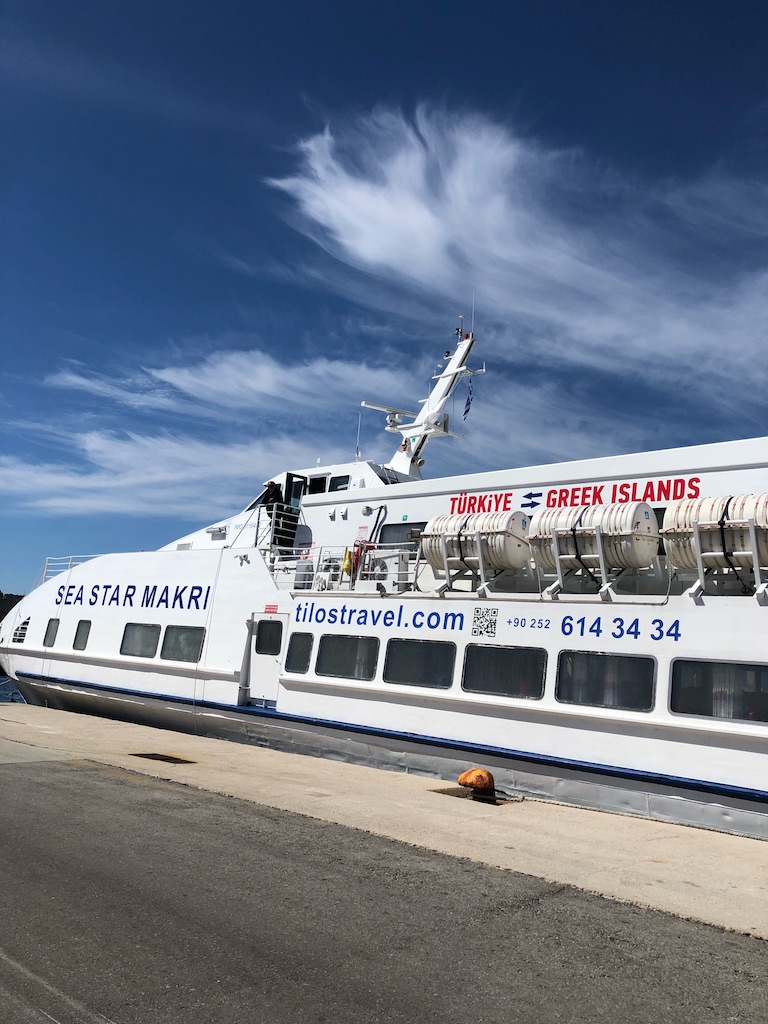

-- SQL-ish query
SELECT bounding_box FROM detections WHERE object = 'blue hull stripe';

[15,671,768,805]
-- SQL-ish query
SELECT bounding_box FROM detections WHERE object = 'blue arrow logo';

[520,491,542,509]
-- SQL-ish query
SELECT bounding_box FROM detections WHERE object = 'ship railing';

[253,504,305,558]
[39,554,100,585]
[262,541,420,593]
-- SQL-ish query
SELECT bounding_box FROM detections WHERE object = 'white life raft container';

[529,502,659,572]
[662,493,768,570]
[420,511,530,571]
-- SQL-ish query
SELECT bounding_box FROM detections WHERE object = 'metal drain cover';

[432,785,523,806]
[131,752,196,765]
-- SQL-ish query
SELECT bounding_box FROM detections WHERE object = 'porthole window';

[462,645,546,699]
[43,618,60,648]
[120,623,161,658]
[383,639,455,689]
[671,659,768,723]
[556,651,655,711]
[316,635,379,680]
[161,626,206,663]
[73,620,92,651]
[285,632,313,673]
[255,619,283,656]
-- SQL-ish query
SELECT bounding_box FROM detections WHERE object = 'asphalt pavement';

[0,707,767,1023]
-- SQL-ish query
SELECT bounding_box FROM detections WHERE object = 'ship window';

[255,619,283,656]
[73,620,91,651]
[462,645,546,699]
[316,635,379,680]
[12,618,30,644]
[671,659,768,723]
[556,652,655,711]
[285,632,313,673]
[328,475,350,492]
[161,626,205,663]
[43,618,60,647]
[308,477,327,494]
[383,639,455,689]
[120,623,161,658]
[379,522,428,552]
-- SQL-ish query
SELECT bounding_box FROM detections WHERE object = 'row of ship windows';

[21,616,768,725]
[264,624,768,725]
[34,617,205,663]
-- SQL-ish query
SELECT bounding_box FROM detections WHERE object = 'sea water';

[0,675,24,702]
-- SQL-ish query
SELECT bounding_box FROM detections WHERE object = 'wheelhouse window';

[73,620,92,651]
[316,635,379,681]
[43,618,60,648]
[328,475,350,492]
[308,477,327,494]
[463,645,546,699]
[285,632,313,674]
[383,639,455,689]
[161,626,205,663]
[254,619,283,656]
[120,623,161,658]
[671,659,768,723]
[556,652,655,711]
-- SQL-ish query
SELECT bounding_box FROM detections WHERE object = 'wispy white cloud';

[269,107,768,420]
[45,369,181,412]
[0,431,354,517]
[44,348,429,421]
[6,106,767,528]
[10,348,435,516]
[150,348,425,413]
[12,346,682,521]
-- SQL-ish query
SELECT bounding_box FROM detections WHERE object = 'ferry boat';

[2,327,767,838]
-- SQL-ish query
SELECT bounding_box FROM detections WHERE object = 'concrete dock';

[1,704,767,1023]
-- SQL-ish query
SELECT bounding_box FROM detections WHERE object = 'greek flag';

[463,378,473,420]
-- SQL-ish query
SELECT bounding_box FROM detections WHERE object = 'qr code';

[472,606,498,637]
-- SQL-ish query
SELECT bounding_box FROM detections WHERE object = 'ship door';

[277,474,307,549]
[248,612,288,707]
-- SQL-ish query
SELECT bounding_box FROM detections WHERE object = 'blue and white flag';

[463,378,473,420]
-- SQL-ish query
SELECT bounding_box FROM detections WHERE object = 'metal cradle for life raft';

[419,495,768,600]
[419,503,663,597]
[529,501,661,599]
[418,511,531,591]
[661,493,768,600]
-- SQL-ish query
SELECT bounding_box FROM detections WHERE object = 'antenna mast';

[354,412,362,462]
[361,316,486,480]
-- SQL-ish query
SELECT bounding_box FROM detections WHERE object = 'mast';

[362,324,483,480]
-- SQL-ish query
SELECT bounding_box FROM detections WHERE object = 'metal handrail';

[40,554,99,583]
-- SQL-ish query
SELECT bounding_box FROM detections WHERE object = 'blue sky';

[1,0,767,594]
